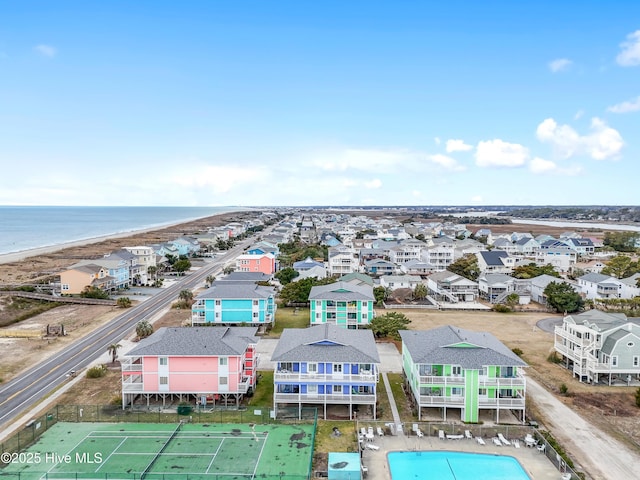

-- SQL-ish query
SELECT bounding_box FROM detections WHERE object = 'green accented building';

[400,326,527,423]
[309,281,375,329]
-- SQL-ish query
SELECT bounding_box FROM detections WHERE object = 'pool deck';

[361,434,564,480]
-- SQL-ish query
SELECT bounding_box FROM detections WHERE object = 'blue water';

[0,206,242,255]
[388,451,531,480]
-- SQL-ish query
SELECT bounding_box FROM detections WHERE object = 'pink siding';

[136,354,247,393]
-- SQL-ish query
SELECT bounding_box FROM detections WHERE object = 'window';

[347,312,357,319]
[327,312,337,319]
[478,388,487,396]
[316,300,322,306]
[308,363,317,374]
[219,357,228,366]
[452,388,462,396]
[159,357,168,366]
[215,300,221,306]
[253,300,259,306]
[634,356,639,367]
[333,364,342,373]
[627,341,635,348]
[452,366,461,376]
[333,385,342,393]
[61,284,69,291]
[219,377,228,385]
[612,356,618,367]
[159,376,168,385]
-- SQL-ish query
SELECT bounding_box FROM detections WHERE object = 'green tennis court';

[1,422,314,479]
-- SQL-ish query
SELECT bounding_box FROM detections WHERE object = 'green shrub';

[547,351,562,364]
[492,304,512,313]
[559,383,569,395]
[635,387,640,408]
[512,348,524,357]
[86,365,107,378]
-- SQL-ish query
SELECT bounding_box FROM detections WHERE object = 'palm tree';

[205,275,216,287]
[179,289,194,305]
[147,266,158,284]
[108,343,121,364]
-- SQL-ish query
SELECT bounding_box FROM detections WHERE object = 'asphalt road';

[0,241,251,430]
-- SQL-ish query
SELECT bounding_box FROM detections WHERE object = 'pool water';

[388,451,532,480]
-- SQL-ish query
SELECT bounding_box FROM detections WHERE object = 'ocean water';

[0,206,242,255]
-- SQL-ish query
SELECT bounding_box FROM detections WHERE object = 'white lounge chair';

[537,443,546,453]
[377,426,384,437]
[498,433,511,446]
[365,443,380,451]
[492,437,502,446]
[412,423,419,432]
[513,439,520,448]
[361,427,367,436]
[476,437,486,445]
[438,430,445,440]
[464,430,473,439]
[416,429,424,438]
[446,434,464,440]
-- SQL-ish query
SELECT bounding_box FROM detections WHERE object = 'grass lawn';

[375,377,393,421]
[248,370,274,407]
[314,420,358,454]
[268,306,309,336]
[387,372,417,422]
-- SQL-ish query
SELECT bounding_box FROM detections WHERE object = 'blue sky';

[1,1,638,206]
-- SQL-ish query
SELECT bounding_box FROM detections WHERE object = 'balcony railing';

[121,363,143,372]
[418,396,464,406]
[122,381,144,392]
[479,376,525,387]
[478,397,525,408]
[418,396,525,408]
[275,371,378,382]
[419,375,465,385]
[274,393,376,404]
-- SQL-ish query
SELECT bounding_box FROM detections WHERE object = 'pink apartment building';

[235,252,277,275]
[121,326,259,408]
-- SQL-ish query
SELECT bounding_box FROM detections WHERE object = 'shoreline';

[0,210,255,273]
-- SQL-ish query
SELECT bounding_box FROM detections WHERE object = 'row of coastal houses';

[121,323,528,424]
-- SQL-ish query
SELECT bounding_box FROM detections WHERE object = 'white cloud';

[536,117,623,160]
[529,157,583,176]
[607,96,640,113]
[364,178,382,189]
[616,30,640,66]
[170,164,268,194]
[434,137,441,145]
[445,139,473,153]
[311,148,408,172]
[34,44,57,58]
[574,110,584,120]
[428,154,465,171]
[475,139,529,167]
[548,58,572,73]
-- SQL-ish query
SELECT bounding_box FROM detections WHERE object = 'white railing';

[479,376,525,387]
[419,375,465,385]
[274,371,378,382]
[122,381,144,392]
[478,397,525,408]
[274,393,376,404]
[418,396,464,406]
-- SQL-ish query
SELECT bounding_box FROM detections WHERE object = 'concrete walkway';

[381,372,404,436]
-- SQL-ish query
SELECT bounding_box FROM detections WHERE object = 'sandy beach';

[0,210,256,284]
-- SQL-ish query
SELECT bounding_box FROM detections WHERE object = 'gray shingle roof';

[399,326,527,369]
[271,324,380,363]
[309,281,374,301]
[479,250,509,266]
[125,326,258,357]
[196,282,274,299]
[578,273,612,283]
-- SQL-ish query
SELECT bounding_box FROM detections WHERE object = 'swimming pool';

[388,451,532,480]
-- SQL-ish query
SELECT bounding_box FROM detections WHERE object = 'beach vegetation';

[86,365,107,378]
[79,286,110,300]
[205,275,216,287]
[544,282,584,313]
[369,311,411,340]
[116,297,132,308]
[173,258,192,275]
[601,254,638,279]
[274,267,299,285]
[512,263,560,279]
[373,286,389,306]
[413,283,428,300]
[135,320,154,339]
[107,343,121,364]
[278,276,336,305]
[448,254,480,281]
